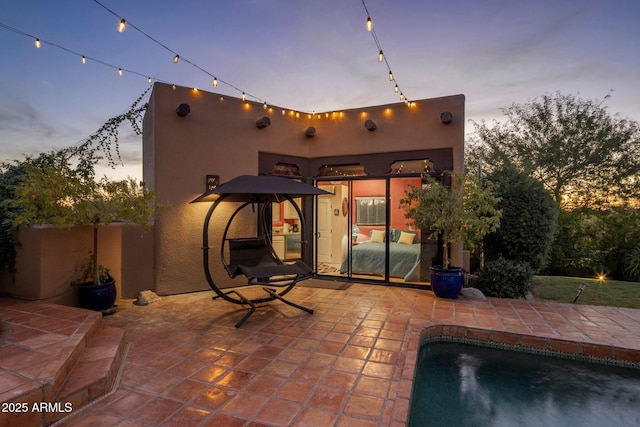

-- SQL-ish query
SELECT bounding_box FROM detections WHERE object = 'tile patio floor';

[5,282,640,426]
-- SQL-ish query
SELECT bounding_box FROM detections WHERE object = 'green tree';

[400,172,502,268]
[472,92,640,210]
[484,167,558,271]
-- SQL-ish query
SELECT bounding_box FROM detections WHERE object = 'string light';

[34,38,41,48]
[212,77,218,87]
[263,102,267,110]
[173,54,179,63]
[118,18,126,33]
[118,68,123,76]
[361,0,411,104]
[148,76,152,83]
[81,55,86,64]
[242,92,246,101]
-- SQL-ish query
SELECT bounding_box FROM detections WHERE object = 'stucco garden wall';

[0,224,154,306]
[143,82,465,295]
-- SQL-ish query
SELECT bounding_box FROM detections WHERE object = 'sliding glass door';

[314,176,427,285]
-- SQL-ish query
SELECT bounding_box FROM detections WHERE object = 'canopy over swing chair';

[191,175,332,328]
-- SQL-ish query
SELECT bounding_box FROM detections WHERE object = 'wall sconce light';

[176,103,191,117]
[256,116,271,129]
[305,126,316,138]
[364,119,377,131]
[440,111,453,124]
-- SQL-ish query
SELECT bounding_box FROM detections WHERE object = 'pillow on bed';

[397,231,416,245]
[370,229,385,243]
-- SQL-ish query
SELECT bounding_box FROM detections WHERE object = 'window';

[355,197,386,225]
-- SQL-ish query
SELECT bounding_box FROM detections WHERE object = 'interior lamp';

[352,224,361,241]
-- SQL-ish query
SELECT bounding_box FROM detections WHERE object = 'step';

[0,299,126,427]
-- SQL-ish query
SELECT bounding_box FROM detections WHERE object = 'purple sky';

[1,0,638,179]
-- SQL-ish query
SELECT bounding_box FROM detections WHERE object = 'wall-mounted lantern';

[176,103,190,117]
[305,126,316,138]
[364,119,377,131]
[256,116,271,129]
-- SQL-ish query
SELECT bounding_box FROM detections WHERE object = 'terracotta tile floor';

[7,283,640,426]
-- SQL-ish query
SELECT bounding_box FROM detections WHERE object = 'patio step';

[48,325,126,425]
[0,300,126,427]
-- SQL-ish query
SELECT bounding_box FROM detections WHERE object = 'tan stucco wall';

[144,83,465,295]
[0,224,153,305]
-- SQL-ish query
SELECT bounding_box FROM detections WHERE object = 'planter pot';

[78,279,117,312]
[430,267,463,299]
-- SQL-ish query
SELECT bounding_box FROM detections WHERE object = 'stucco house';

[142,82,465,297]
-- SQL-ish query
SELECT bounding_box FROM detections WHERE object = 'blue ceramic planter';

[78,279,116,312]
[430,267,463,298]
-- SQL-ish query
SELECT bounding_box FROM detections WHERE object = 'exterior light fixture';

[176,103,191,117]
[34,38,41,48]
[378,50,384,62]
[118,19,126,32]
[242,92,246,101]
[366,17,373,31]
[212,77,218,87]
[173,54,180,63]
[148,77,152,83]
[263,102,268,110]
[256,116,271,129]
[81,55,86,64]
[394,84,399,94]
[364,119,377,131]
[388,70,393,81]
[118,68,123,76]
[440,111,453,124]
[305,126,316,138]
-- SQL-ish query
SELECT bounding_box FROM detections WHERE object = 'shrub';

[476,258,533,298]
[484,167,558,272]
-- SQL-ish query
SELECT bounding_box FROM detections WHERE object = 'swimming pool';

[408,341,640,426]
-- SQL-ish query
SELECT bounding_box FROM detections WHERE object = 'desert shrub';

[476,258,533,298]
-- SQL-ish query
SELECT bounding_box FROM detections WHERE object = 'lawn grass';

[531,276,640,309]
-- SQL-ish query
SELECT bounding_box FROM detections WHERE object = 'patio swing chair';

[192,175,331,327]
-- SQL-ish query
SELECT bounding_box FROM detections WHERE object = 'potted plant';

[400,171,501,298]
[9,150,156,312]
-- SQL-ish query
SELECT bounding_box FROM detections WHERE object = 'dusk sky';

[1,0,639,179]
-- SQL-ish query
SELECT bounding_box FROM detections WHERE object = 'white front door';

[317,197,332,263]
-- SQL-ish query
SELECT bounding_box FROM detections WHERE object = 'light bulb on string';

[389,70,393,81]
[366,17,373,31]
[173,54,180,63]
[81,55,86,64]
[394,84,399,94]
[263,102,267,110]
[378,50,383,62]
[34,38,41,48]
[148,77,152,84]
[212,77,218,87]
[118,68,123,76]
[172,84,176,90]
[242,92,246,101]
[118,19,126,33]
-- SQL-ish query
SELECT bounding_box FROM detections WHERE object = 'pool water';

[408,342,640,427]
